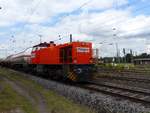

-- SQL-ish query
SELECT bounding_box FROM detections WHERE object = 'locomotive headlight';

[77,68,82,74]
[74,68,82,74]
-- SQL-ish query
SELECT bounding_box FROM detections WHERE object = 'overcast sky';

[0,0,150,58]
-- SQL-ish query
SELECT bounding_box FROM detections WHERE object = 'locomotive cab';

[59,42,92,64]
[59,42,94,81]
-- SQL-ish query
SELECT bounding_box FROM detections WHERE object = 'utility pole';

[113,28,120,63]
[115,43,119,58]
[130,49,133,63]
[123,48,126,63]
[38,35,42,43]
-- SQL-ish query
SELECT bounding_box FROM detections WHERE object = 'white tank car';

[5,54,31,64]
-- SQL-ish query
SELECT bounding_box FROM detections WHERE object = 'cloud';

[0,0,150,57]
[0,0,128,26]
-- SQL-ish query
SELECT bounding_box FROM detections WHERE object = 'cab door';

[60,46,72,64]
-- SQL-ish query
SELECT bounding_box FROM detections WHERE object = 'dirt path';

[3,77,49,113]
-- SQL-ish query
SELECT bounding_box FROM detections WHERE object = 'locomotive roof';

[33,41,91,48]
[58,41,91,47]
[33,42,51,47]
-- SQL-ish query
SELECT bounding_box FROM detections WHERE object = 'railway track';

[97,76,150,83]
[99,68,150,73]
[80,80,150,105]
[98,68,150,76]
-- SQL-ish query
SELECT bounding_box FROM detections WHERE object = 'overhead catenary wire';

[11,0,144,46]
[9,47,33,58]
[8,0,150,57]
[9,0,150,38]
[8,0,43,56]
[90,0,150,56]
[26,0,92,42]
[89,1,150,32]
[77,1,150,45]
[20,0,43,33]
[11,0,43,40]
[22,0,91,39]
[85,1,150,28]
[9,0,92,56]
[90,2,150,45]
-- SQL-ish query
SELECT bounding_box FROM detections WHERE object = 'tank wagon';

[1,41,95,82]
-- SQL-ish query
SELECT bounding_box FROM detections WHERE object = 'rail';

[80,80,150,105]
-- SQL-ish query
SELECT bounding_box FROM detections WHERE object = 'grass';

[0,80,37,113]
[0,68,95,113]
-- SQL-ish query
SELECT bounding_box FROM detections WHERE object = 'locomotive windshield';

[32,42,51,52]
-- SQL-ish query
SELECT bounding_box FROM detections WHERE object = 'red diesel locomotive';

[2,41,95,82]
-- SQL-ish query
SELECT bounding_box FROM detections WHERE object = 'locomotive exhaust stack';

[70,34,72,43]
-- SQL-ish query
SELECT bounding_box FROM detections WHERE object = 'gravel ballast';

[20,73,150,113]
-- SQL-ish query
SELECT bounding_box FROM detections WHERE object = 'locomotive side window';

[32,45,47,52]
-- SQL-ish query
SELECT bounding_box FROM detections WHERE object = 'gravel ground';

[17,71,150,113]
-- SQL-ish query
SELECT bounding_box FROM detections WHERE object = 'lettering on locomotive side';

[77,47,90,53]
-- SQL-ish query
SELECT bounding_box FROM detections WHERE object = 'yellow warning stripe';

[68,72,73,79]
[71,73,77,81]
[68,72,77,81]
[72,74,76,81]
[70,73,74,80]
